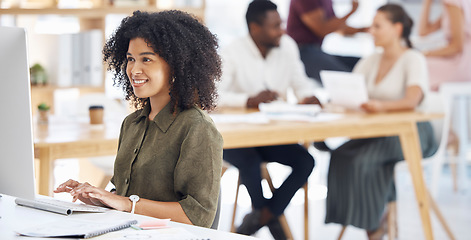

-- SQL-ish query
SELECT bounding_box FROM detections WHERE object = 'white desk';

[0,194,258,240]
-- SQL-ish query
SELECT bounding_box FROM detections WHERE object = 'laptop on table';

[0,26,107,215]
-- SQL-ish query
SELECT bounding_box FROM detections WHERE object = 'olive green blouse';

[111,102,223,227]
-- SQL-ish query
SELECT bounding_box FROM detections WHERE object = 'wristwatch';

[129,195,140,214]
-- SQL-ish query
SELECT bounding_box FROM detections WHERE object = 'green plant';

[37,103,50,111]
[30,63,47,85]
[30,63,44,72]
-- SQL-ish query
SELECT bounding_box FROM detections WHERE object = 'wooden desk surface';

[216,110,442,148]
[33,117,121,159]
[32,110,444,240]
[34,111,441,144]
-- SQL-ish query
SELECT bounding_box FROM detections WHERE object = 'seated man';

[218,1,319,239]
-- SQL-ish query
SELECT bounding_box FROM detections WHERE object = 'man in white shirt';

[218,6,320,107]
[218,1,319,239]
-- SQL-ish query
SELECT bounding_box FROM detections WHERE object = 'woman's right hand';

[53,179,101,206]
[54,179,80,193]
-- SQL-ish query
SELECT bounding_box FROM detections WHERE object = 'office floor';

[217,148,471,240]
[53,148,471,240]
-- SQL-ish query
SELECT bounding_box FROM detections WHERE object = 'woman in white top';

[419,0,471,91]
[324,4,438,240]
[419,0,471,156]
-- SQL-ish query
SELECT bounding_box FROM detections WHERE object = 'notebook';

[91,227,206,240]
[0,26,107,215]
[320,70,369,109]
[16,219,138,239]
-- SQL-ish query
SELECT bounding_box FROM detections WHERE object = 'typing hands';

[54,179,131,212]
[247,90,279,108]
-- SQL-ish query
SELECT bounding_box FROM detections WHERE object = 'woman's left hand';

[70,184,130,212]
[361,100,385,113]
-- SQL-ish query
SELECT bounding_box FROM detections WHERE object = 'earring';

[171,77,175,83]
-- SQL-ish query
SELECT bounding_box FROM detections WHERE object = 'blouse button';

[125,178,129,184]
[134,148,138,153]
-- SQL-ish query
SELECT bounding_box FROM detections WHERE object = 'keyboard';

[15,197,109,215]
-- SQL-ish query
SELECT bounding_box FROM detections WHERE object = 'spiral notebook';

[92,227,209,240]
[16,219,137,238]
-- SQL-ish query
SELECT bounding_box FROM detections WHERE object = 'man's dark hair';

[103,10,221,112]
[246,0,278,29]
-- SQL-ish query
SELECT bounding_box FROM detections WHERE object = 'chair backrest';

[434,82,471,158]
[424,82,471,197]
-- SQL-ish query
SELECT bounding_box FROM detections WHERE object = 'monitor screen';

[0,26,36,199]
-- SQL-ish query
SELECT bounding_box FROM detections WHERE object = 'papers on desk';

[211,102,344,123]
[259,101,344,122]
[92,227,206,240]
[258,101,321,115]
[16,219,137,238]
[210,112,270,124]
[265,111,344,122]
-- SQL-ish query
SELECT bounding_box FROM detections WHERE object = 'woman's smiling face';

[126,37,171,101]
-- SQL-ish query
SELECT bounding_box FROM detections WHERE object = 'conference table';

[34,110,443,240]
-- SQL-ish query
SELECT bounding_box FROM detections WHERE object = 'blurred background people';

[419,0,471,92]
[218,1,320,239]
[324,4,438,240]
[418,0,471,158]
[286,0,368,85]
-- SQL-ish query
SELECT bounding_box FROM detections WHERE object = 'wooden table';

[33,117,121,196]
[34,111,442,240]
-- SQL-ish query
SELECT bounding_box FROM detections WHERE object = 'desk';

[33,117,121,196]
[0,194,257,240]
[216,110,443,240]
[34,111,442,240]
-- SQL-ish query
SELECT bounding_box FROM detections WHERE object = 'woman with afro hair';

[54,10,223,228]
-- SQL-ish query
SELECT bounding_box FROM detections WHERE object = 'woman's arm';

[300,0,359,38]
[133,199,192,224]
[424,4,465,57]
[66,183,193,225]
[418,0,442,36]
[339,26,369,36]
[361,86,424,113]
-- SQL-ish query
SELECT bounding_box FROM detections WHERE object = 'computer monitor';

[0,26,36,199]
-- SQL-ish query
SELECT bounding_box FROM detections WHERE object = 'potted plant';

[30,63,47,86]
[37,102,50,124]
